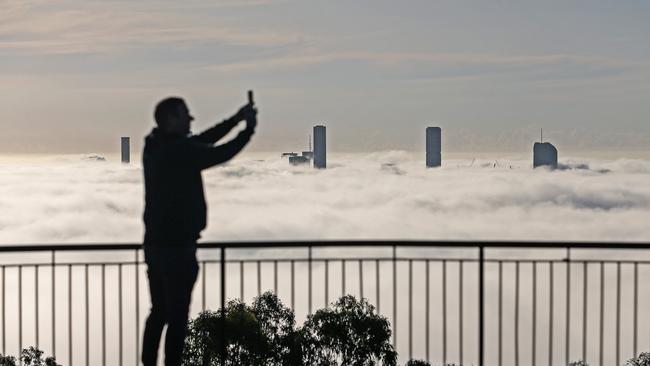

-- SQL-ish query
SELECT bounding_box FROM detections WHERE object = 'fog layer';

[1,152,649,244]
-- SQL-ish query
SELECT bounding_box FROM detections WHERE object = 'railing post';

[308,245,312,315]
[479,245,484,366]
[220,245,226,366]
[392,244,397,349]
[134,249,140,366]
[51,250,56,359]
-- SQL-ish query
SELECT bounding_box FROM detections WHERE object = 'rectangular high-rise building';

[313,125,326,169]
[426,127,441,168]
[121,137,130,164]
[533,142,558,169]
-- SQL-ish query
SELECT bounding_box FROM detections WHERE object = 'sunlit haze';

[1,0,650,154]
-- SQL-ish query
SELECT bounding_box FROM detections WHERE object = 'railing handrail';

[0,239,649,252]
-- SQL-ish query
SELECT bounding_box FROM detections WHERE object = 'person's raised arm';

[193,104,254,144]
[187,111,256,170]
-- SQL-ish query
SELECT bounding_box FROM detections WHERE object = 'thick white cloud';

[1,152,649,244]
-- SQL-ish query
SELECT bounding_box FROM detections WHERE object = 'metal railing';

[1,240,650,366]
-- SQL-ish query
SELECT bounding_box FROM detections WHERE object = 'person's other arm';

[187,125,255,170]
[193,104,254,144]
[193,118,239,144]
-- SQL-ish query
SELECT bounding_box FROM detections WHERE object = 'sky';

[1,0,649,155]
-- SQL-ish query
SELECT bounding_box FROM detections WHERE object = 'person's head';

[154,97,194,135]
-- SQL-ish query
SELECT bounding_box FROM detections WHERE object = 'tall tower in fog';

[313,125,326,169]
[426,127,441,168]
[533,129,558,169]
[121,137,130,164]
[533,142,558,168]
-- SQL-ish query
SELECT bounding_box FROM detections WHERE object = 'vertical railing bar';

[35,265,39,349]
[135,250,140,366]
[18,265,22,359]
[498,261,502,366]
[119,263,123,366]
[425,259,430,363]
[479,246,485,366]
[565,251,571,366]
[68,264,72,366]
[616,261,621,365]
[52,251,56,359]
[376,259,380,313]
[408,259,413,360]
[459,260,464,366]
[359,259,364,300]
[308,246,312,315]
[325,259,329,307]
[582,262,587,363]
[273,260,278,295]
[202,261,206,312]
[257,260,261,298]
[549,262,554,366]
[633,262,638,357]
[443,259,447,365]
[85,264,89,366]
[101,263,106,366]
[240,260,244,302]
[393,245,397,349]
[599,262,604,366]
[515,261,520,366]
[291,260,295,310]
[342,260,346,296]
[1,266,4,355]
[220,246,226,366]
[533,262,537,366]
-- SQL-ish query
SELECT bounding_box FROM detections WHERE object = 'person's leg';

[163,248,198,366]
[142,249,167,366]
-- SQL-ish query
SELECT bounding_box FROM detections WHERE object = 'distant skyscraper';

[426,127,441,168]
[313,125,326,169]
[121,137,130,164]
[302,134,314,160]
[533,142,558,168]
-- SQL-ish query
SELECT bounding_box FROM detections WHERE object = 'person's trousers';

[141,245,198,366]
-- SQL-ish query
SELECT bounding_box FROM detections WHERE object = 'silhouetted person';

[141,96,257,366]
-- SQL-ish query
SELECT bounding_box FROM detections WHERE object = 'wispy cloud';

[0,0,303,54]
[203,49,634,82]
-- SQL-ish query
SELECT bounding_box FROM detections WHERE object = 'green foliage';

[251,292,301,365]
[405,360,430,366]
[0,347,59,366]
[627,353,650,366]
[0,354,16,366]
[300,295,397,366]
[19,347,60,366]
[569,361,588,366]
[183,292,300,366]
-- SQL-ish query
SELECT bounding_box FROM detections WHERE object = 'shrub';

[0,354,16,366]
[251,292,301,365]
[183,292,300,366]
[183,300,266,365]
[627,353,650,366]
[0,347,59,366]
[20,347,60,366]
[405,360,430,366]
[569,361,588,366]
[300,295,397,366]
[184,293,398,365]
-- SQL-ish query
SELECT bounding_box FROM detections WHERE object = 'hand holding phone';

[245,90,257,130]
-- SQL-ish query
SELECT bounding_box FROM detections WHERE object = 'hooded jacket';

[143,120,253,246]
